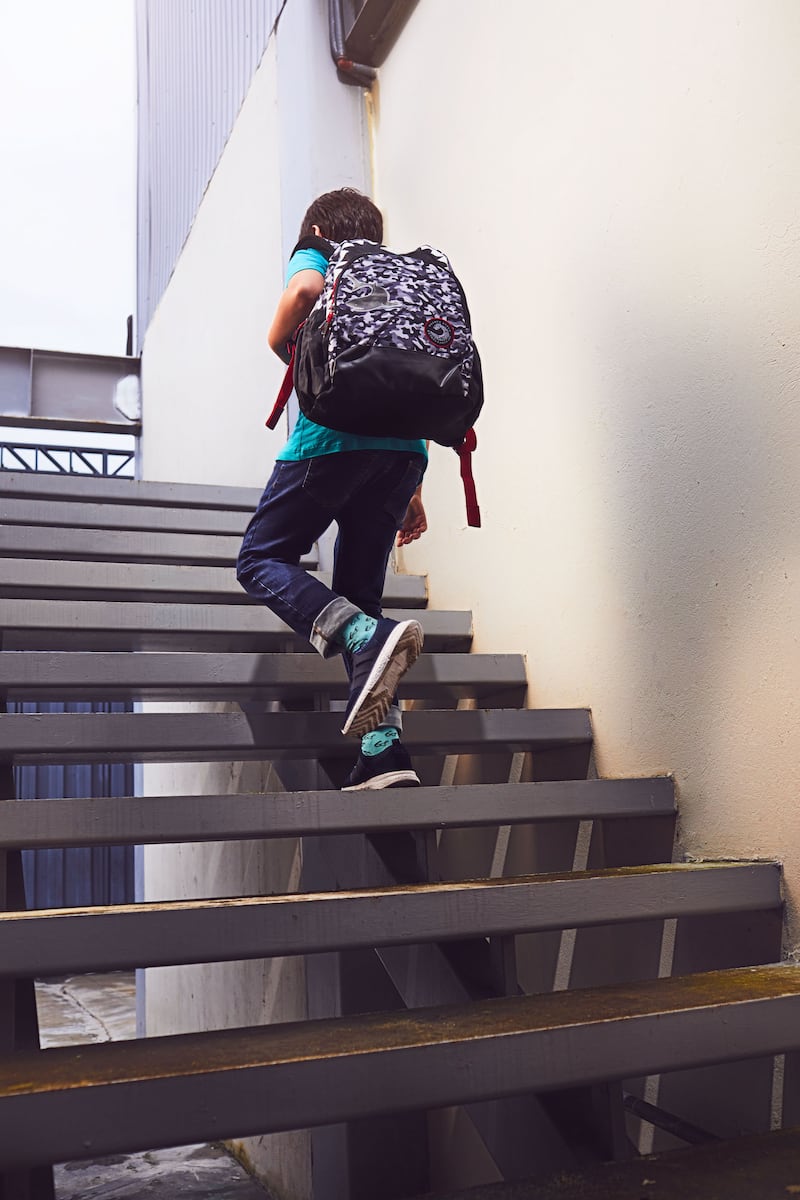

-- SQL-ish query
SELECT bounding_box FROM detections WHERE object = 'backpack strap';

[455,428,481,528]
[290,234,335,259]
[265,340,297,430]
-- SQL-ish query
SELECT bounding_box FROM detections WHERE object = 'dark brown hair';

[298,187,383,244]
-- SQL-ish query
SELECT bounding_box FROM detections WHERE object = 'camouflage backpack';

[268,238,483,526]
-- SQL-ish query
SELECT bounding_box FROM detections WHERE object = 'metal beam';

[0,778,674,850]
[0,707,591,764]
[2,964,800,1167]
[0,600,472,652]
[0,651,523,704]
[0,864,779,978]
[0,559,422,607]
[0,471,262,511]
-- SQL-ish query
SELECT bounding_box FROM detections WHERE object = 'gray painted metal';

[2,964,800,1167]
[0,560,420,607]
[0,651,523,704]
[0,346,140,428]
[0,864,780,978]
[136,0,282,344]
[0,707,591,764]
[0,778,675,850]
[0,440,135,478]
[0,600,472,652]
[0,471,262,510]
[0,497,253,535]
[0,524,245,566]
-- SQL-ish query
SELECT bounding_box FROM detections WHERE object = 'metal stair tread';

[0,557,423,605]
[0,706,592,763]
[0,863,779,978]
[0,495,256,536]
[2,964,800,1168]
[0,599,472,651]
[0,650,524,702]
[0,523,261,567]
[0,470,264,510]
[422,1124,800,1200]
[0,778,676,849]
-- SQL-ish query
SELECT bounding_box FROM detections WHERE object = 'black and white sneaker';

[341,741,421,791]
[341,617,423,738]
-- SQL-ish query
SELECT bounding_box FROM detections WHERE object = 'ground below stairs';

[36,972,271,1199]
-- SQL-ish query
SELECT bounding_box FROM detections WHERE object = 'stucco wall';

[376,0,800,939]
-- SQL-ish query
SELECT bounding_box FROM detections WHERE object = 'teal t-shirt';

[275,246,428,463]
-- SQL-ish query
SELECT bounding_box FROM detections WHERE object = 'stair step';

[0,599,472,652]
[1,963,799,1168]
[0,470,263,511]
[425,1125,800,1200]
[0,651,524,704]
[0,864,778,978]
[0,707,591,764]
[0,558,423,606]
[0,495,254,536]
[0,778,675,849]
[0,523,251,567]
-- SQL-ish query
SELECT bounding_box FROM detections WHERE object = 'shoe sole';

[342,769,421,791]
[341,620,424,738]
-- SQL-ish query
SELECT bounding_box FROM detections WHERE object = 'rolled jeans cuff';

[311,596,361,658]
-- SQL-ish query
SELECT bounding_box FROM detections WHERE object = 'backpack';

[267,238,483,527]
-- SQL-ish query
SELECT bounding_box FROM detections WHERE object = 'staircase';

[0,469,798,1200]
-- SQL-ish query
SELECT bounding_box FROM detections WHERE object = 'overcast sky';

[0,0,136,358]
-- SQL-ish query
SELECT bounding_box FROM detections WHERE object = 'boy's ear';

[312,223,322,237]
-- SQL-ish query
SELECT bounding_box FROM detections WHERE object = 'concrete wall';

[375,0,800,938]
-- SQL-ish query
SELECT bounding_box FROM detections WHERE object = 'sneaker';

[342,741,421,790]
[341,617,423,738]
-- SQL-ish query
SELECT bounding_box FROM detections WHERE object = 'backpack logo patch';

[424,317,455,348]
[349,278,402,313]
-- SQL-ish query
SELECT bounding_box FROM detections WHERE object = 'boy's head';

[299,187,383,244]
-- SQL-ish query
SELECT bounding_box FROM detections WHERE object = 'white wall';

[376,0,800,940]
[140,38,286,488]
[139,39,312,1198]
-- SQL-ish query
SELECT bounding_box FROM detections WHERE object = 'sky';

[0,0,136,358]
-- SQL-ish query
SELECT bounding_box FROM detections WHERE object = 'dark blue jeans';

[237,449,425,665]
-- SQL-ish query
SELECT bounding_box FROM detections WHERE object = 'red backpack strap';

[265,340,297,430]
[455,428,481,528]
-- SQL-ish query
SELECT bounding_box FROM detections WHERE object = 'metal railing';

[0,440,135,477]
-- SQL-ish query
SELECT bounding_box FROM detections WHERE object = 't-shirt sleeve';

[285,247,329,286]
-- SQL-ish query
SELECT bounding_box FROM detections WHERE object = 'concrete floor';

[36,973,272,1200]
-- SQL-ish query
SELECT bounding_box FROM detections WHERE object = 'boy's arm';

[268,269,325,363]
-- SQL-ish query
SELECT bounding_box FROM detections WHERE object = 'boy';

[237,188,428,790]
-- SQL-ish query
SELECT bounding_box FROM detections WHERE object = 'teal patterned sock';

[337,613,378,654]
[361,727,400,757]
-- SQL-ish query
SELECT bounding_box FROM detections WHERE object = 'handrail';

[0,440,135,477]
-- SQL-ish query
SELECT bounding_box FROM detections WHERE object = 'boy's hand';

[397,492,427,546]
